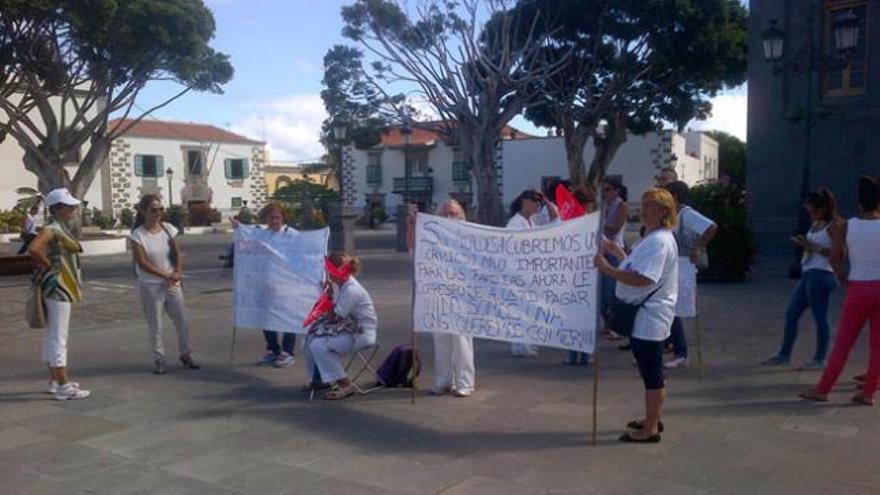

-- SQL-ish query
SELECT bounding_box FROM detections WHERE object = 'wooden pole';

[230,326,238,366]
[591,197,606,446]
[695,314,705,379]
[410,206,418,405]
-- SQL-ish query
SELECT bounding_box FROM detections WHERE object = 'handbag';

[26,273,46,329]
[608,285,662,338]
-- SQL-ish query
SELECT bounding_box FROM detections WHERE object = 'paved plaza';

[1,231,878,495]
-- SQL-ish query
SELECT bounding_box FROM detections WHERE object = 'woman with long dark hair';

[801,176,880,405]
[130,194,199,374]
[763,188,840,370]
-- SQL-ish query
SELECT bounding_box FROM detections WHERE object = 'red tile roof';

[109,119,264,145]
[379,121,532,147]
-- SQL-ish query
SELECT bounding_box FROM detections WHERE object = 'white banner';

[233,226,329,333]
[676,257,697,318]
[413,213,600,353]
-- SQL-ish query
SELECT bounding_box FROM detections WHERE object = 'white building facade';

[343,126,718,217]
[106,119,269,215]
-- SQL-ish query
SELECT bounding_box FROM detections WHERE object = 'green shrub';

[0,209,25,233]
[689,183,755,282]
[120,208,135,228]
[91,208,115,230]
[186,203,221,226]
[164,205,187,232]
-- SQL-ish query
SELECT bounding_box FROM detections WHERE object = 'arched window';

[275,176,293,190]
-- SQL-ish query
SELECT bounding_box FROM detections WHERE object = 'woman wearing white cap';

[27,188,90,400]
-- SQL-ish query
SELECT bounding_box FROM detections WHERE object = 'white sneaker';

[53,383,90,401]
[274,352,295,368]
[452,389,473,398]
[47,380,79,394]
[664,357,689,369]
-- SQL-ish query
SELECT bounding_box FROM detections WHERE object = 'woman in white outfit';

[130,195,199,374]
[430,199,476,397]
[28,188,90,400]
[507,189,558,357]
[304,253,378,400]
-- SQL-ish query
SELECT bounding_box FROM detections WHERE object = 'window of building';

[134,155,163,177]
[187,150,204,175]
[452,149,471,183]
[366,152,382,186]
[224,158,249,180]
[406,149,429,173]
[824,1,869,96]
[231,197,242,208]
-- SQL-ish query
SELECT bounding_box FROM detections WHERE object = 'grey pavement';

[1,232,878,495]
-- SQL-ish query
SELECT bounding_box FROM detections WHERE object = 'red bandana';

[325,257,352,282]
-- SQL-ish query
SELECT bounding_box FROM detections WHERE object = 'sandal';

[627,420,664,433]
[854,374,867,383]
[619,432,661,443]
[180,354,201,370]
[851,393,875,406]
[324,384,356,400]
[798,388,828,402]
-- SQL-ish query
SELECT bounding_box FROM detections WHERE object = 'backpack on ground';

[376,345,421,388]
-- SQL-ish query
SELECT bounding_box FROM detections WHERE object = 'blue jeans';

[263,331,295,356]
[777,269,836,362]
[668,317,687,359]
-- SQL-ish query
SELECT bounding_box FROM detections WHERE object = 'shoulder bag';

[608,284,663,338]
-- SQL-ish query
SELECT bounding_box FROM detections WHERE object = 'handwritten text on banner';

[234,226,328,333]
[413,213,600,353]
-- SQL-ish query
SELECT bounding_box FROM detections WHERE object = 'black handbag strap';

[635,282,663,309]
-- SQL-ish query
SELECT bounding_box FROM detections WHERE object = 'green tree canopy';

[518,0,748,185]
[705,130,746,185]
[0,0,233,202]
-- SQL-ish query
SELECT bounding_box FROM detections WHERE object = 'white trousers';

[138,282,192,360]
[304,333,375,384]
[433,333,475,393]
[42,298,71,367]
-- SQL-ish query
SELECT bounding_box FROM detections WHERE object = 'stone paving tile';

[161,449,265,482]
[0,424,53,450]
[0,439,127,481]
[218,462,327,494]
[15,411,128,442]
[283,476,389,495]
[436,475,557,495]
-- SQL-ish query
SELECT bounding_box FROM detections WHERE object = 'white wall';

[111,137,266,215]
[0,93,105,211]
[348,131,718,215]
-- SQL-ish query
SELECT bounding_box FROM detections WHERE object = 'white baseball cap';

[45,188,81,207]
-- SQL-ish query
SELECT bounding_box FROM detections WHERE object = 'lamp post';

[331,118,348,203]
[165,167,174,207]
[401,124,412,207]
[761,10,860,276]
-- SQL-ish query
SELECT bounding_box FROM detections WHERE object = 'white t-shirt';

[675,206,715,253]
[615,229,679,341]
[506,213,533,230]
[801,223,833,273]
[24,213,37,234]
[129,222,179,284]
[534,204,561,227]
[334,277,378,340]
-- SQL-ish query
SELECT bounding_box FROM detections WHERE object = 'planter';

[80,237,128,257]
[0,254,34,276]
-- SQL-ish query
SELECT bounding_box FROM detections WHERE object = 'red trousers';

[817,281,880,397]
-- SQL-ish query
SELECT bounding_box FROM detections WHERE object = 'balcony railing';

[392,176,433,193]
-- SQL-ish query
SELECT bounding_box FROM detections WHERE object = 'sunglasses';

[149,207,165,213]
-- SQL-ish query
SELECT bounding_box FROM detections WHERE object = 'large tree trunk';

[587,114,628,187]
[563,122,591,187]
[460,124,505,226]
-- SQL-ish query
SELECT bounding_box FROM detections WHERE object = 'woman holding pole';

[595,188,679,443]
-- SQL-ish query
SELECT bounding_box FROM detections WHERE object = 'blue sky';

[135,0,748,161]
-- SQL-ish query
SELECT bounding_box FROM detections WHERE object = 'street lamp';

[330,118,348,204]
[401,124,412,207]
[761,10,860,277]
[165,167,174,207]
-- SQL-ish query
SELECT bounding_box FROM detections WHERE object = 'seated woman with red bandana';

[303,253,378,400]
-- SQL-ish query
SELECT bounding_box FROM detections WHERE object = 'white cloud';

[232,94,327,162]
[295,59,320,76]
[688,93,748,141]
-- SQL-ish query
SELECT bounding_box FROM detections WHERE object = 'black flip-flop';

[626,420,664,433]
[619,432,661,443]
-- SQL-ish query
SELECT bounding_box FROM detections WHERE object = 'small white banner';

[413,213,600,353]
[676,257,698,318]
[233,226,329,333]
